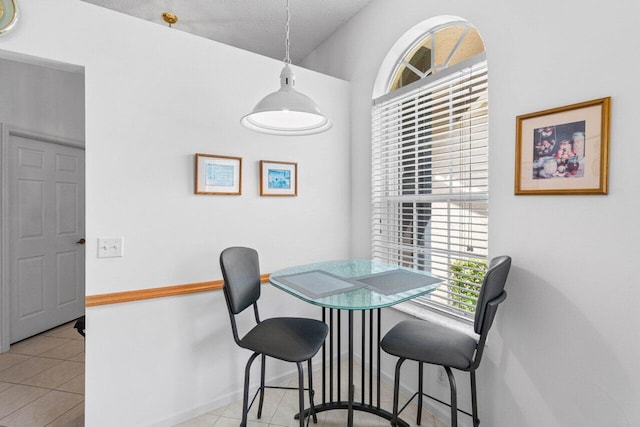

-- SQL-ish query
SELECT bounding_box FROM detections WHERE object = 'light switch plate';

[97,237,124,258]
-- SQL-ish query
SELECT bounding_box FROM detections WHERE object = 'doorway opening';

[0,53,85,353]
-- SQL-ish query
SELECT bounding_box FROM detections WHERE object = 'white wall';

[0,56,84,141]
[304,0,640,426]
[1,0,351,425]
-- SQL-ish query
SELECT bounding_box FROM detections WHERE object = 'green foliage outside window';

[450,259,487,312]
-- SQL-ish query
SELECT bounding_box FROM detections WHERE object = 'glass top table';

[269,259,442,310]
[269,259,442,427]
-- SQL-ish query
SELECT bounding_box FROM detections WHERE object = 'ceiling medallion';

[162,12,178,27]
[0,0,19,36]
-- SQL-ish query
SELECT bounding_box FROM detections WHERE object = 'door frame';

[0,124,85,352]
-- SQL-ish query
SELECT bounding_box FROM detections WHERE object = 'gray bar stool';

[220,247,328,427]
[381,256,511,427]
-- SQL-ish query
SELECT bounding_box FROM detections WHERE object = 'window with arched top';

[372,20,488,319]
[389,23,485,91]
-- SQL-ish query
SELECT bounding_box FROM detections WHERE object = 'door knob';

[76,238,86,245]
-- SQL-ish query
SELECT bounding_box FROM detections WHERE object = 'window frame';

[372,25,489,322]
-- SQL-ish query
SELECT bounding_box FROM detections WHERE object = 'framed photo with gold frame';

[0,0,19,36]
[195,153,242,195]
[515,97,610,195]
[260,160,297,196]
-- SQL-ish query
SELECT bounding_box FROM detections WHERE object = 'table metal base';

[295,402,409,427]
[293,308,410,427]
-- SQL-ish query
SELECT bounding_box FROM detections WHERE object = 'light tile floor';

[0,321,84,427]
[1,325,447,427]
[176,360,447,427]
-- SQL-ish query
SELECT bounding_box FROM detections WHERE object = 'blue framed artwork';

[195,153,242,195]
[260,160,297,196]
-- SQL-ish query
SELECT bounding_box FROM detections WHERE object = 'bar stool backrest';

[220,246,261,315]
[220,246,263,347]
[473,255,511,335]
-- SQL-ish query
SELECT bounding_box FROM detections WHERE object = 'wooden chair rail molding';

[85,273,271,307]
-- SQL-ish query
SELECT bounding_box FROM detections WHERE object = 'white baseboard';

[148,369,300,427]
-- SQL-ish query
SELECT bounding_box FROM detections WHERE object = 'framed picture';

[260,160,297,196]
[0,0,19,36]
[515,97,610,195]
[195,153,242,195]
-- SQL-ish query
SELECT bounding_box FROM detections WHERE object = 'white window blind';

[371,58,489,319]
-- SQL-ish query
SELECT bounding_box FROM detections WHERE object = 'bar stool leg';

[471,370,479,427]
[391,358,405,427]
[297,362,305,427]
[258,354,266,419]
[417,362,424,424]
[445,367,457,427]
[242,353,260,427]
[308,358,318,423]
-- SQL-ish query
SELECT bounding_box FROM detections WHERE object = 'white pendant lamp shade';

[241,65,332,135]
[241,0,331,136]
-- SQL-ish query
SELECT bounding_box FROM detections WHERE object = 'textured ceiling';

[82,0,374,63]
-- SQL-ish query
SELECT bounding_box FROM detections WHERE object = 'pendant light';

[241,0,332,135]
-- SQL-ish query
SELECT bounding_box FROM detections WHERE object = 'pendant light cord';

[284,0,291,64]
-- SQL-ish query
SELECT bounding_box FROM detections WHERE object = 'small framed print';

[195,153,242,195]
[260,160,297,196]
[515,97,610,195]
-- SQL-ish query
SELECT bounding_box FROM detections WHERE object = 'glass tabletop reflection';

[269,259,441,310]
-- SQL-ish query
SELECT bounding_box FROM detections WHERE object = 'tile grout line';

[0,321,85,426]
[0,357,67,384]
[0,388,54,424]
[44,400,84,427]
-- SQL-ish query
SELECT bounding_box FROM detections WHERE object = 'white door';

[7,132,85,343]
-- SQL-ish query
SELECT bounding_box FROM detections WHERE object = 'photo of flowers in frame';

[195,153,242,195]
[515,97,610,195]
[260,160,297,196]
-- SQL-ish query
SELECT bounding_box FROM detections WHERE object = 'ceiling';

[82,0,374,64]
